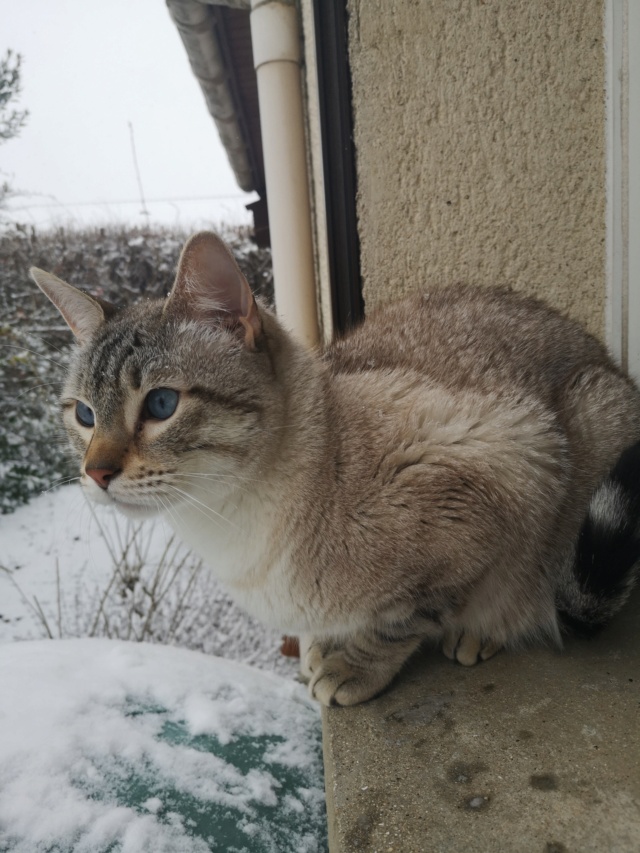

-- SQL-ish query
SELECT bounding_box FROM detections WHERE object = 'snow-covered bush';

[0,324,74,513]
[1,492,297,675]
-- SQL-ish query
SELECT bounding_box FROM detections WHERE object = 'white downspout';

[250,0,320,348]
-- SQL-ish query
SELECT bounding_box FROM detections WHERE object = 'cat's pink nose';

[85,468,118,490]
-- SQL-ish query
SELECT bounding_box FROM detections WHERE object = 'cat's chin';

[85,489,160,520]
[111,500,161,520]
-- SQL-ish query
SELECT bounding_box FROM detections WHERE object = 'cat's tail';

[557,439,640,634]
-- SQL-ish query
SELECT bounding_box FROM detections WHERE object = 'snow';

[0,639,325,852]
[0,485,299,676]
[0,487,325,851]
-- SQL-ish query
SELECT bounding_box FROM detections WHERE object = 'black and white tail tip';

[561,440,640,633]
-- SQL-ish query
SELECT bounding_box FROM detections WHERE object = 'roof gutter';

[250,0,320,347]
[166,0,255,192]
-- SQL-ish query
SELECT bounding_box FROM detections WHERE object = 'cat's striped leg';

[304,625,423,707]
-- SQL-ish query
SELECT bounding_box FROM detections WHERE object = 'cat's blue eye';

[75,401,95,428]
[145,388,179,420]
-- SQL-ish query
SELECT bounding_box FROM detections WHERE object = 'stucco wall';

[347,0,607,339]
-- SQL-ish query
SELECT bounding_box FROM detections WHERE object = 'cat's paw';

[307,652,387,707]
[304,640,391,707]
[442,629,501,666]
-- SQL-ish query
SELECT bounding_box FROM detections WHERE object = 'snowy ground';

[0,484,299,677]
[0,487,326,852]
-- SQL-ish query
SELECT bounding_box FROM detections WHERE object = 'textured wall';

[347,0,607,339]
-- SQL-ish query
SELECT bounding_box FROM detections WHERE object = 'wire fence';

[2,193,257,230]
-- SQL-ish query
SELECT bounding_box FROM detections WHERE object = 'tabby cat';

[30,232,640,706]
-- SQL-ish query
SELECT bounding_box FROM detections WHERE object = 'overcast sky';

[1,0,255,230]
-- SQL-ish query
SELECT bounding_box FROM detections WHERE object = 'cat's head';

[30,232,288,519]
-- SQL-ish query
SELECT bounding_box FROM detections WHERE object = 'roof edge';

[166,0,255,192]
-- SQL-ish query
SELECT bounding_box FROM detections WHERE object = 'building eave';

[166,0,257,194]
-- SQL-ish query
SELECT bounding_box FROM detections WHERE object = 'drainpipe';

[250,0,320,348]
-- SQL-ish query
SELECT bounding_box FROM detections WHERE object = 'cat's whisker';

[171,460,262,480]
[165,470,242,480]
[157,493,183,534]
[0,343,68,369]
[21,332,70,357]
[40,476,81,495]
[41,473,78,489]
[173,470,245,479]
[164,472,254,496]
[162,483,238,530]
[180,470,260,483]
[162,484,233,527]
[160,499,183,550]
[5,380,65,403]
[178,468,269,486]
[158,488,200,534]
[172,480,240,515]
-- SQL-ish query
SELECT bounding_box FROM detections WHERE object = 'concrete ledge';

[322,590,640,852]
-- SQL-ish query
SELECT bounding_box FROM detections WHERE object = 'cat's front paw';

[304,640,392,707]
[307,653,382,707]
[442,629,501,666]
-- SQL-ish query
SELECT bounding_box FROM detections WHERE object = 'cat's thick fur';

[31,232,640,706]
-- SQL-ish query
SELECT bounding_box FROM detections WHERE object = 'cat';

[30,231,640,706]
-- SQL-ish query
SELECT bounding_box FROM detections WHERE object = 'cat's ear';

[166,231,262,350]
[29,268,111,345]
